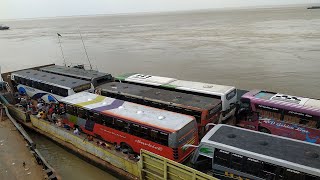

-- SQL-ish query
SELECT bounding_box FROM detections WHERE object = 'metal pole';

[57,34,67,67]
[0,65,3,82]
[79,30,92,70]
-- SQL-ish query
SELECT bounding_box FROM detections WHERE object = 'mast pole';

[79,30,92,70]
[57,33,67,67]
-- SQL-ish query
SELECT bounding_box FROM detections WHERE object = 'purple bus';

[236,90,320,144]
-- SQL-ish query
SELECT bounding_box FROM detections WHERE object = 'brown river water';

[0,5,320,179]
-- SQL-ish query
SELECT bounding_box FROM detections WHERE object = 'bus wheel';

[120,143,133,154]
[259,127,271,134]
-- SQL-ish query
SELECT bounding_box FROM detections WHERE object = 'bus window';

[52,86,59,95]
[158,131,168,146]
[260,163,277,179]
[194,155,212,171]
[66,105,75,116]
[26,79,32,87]
[214,149,230,167]
[305,174,320,180]
[283,110,313,127]
[316,119,320,129]
[230,153,243,171]
[226,89,236,100]
[131,124,140,136]
[284,169,304,180]
[93,113,101,124]
[240,98,251,109]
[114,119,128,132]
[256,104,282,120]
[38,82,45,91]
[244,158,262,177]
[140,126,150,139]
[78,108,87,119]
[101,115,113,127]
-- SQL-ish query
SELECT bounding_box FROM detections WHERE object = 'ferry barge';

[2,64,320,180]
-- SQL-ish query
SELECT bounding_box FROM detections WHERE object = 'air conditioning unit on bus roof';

[271,94,303,104]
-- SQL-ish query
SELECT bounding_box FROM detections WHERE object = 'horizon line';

[0,3,317,22]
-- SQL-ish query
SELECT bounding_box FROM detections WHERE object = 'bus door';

[85,120,95,132]
[236,98,259,130]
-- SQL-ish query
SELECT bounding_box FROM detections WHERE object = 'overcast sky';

[1,0,318,20]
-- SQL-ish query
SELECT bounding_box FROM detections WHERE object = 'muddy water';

[1,5,320,179]
[28,131,118,180]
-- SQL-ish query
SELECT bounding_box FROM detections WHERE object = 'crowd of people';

[15,93,139,160]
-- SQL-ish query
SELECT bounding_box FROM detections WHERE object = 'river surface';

[1,5,320,179]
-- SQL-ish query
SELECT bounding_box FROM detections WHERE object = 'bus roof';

[12,69,90,89]
[61,92,195,132]
[40,65,111,81]
[242,90,320,115]
[202,124,320,176]
[97,82,221,110]
[117,73,235,95]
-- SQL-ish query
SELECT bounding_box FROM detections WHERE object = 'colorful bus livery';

[11,69,94,103]
[237,90,320,144]
[97,82,222,138]
[60,92,198,162]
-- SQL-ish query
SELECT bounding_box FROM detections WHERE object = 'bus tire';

[259,127,271,134]
[120,142,133,154]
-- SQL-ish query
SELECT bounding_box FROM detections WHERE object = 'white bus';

[191,124,320,180]
[116,73,237,121]
[11,69,94,103]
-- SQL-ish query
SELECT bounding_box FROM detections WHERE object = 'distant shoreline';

[1,3,318,22]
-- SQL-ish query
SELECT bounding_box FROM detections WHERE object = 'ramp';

[140,149,218,180]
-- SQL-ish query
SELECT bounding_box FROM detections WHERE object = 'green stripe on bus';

[69,115,78,124]
[115,73,137,81]
[76,95,105,107]
[160,84,177,89]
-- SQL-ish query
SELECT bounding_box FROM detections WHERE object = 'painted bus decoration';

[115,73,237,121]
[96,81,222,138]
[191,124,320,180]
[236,90,320,144]
[60,92,198,162]
[11,69,94,103]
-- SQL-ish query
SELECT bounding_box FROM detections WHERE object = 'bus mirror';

[182,144,199,151]
[205,123,216,131]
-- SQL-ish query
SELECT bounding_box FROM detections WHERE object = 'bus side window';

[283,169,304,180]
[230,153,243,171]
[131,124,140,136]
[214,149,230,167]
[66,105,74,116]
[260,163,277,179]
[38,82,44,91]
[114,119,128,132]
[20,78,26,85]
[101,115,113,127]
[305,174,320,180]
[91,113,100,124]
[60,88,68,97]
[158,131,168,146]
[78,108,87,119]
[226,89,236,100]
[243,158,262,177]
[194,155,212,171]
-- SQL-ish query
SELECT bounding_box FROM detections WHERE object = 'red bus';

[96,81,222,137]
[61,92,198,162]
[236,90,320,144]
